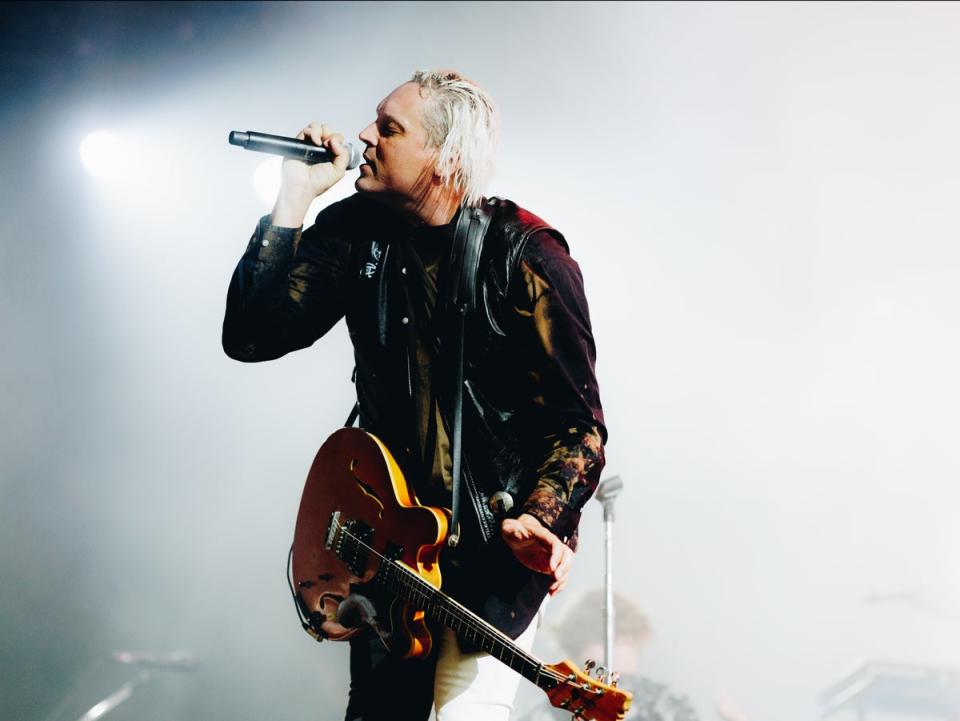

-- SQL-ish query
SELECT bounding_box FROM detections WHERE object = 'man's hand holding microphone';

[229,123,361,227]
[271,122,351,228]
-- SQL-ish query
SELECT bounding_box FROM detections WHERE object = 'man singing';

[223,70,606,721]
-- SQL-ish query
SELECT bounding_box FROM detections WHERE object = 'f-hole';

[349,457,385,516]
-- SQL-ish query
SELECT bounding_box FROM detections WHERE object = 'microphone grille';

[345,142,362,171]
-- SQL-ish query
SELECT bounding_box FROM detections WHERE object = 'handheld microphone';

[229,130,362,170]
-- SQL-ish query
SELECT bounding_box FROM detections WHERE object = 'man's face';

[356,82,438,205]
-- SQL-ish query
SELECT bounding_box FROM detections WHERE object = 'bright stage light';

[253,157,282,207]
[79,130,134,181]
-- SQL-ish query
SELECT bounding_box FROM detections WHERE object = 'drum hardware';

[820,661,960,720]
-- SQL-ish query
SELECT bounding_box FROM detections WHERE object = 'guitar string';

[334,521,629,715]
[334,520,571,685]
[336,521,558,676]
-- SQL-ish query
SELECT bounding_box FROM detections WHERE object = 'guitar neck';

[376,555,560,691]
[330,511,629,721]
[335,522,558,689]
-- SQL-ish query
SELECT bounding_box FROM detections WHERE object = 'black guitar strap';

[345,366,359,427]
[341,200,496,547]
[445,199,496,547]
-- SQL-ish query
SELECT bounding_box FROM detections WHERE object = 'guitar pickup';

[325,511,341,551]
[328,513,374,577]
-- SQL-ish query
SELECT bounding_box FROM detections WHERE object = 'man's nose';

[358,123,376,146]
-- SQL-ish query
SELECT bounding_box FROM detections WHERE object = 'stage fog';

[2,2,959,721]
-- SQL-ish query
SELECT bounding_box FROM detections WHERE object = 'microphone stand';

[73,670,151,721]
[68,651,198,721]
[595,475,623,674]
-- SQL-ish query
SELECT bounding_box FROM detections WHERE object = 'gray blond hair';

[410,70,499,208]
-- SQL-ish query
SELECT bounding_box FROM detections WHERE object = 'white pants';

[432,606,543,721]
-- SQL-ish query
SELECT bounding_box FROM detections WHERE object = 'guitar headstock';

[544,659,633,721]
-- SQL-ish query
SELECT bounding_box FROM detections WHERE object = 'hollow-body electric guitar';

[290,427,631,721]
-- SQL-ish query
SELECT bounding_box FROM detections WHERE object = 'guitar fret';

[349,528,547,685]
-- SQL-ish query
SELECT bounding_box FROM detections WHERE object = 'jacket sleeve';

[511,230,607,546]
[222,209,354,362]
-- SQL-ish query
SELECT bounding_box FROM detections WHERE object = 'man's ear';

[431,152,447,183]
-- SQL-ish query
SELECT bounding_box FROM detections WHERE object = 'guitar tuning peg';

[596,666,607,683]
[609,671,620,687]
[583,658,597,674]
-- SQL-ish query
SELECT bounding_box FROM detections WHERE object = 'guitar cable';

[287,545,324,640]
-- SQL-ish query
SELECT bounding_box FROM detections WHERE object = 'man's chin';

[355,176,381,195]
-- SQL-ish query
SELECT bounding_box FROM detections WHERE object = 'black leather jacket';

[223,193,605,637]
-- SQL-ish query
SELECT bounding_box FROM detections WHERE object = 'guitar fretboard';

[336,523,561,691]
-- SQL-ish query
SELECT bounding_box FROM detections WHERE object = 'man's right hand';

[271,121,350,228]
